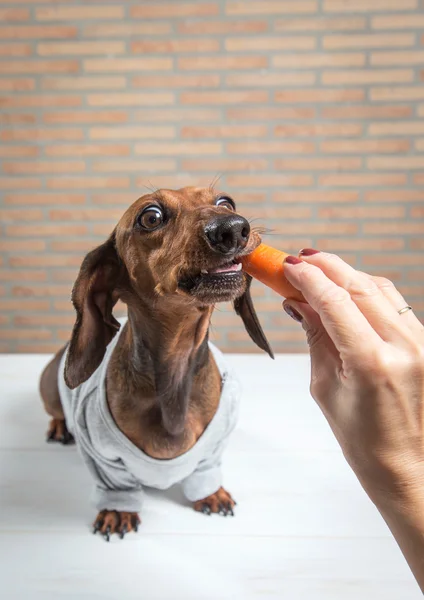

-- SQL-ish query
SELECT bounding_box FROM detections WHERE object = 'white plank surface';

[0,354,420,600]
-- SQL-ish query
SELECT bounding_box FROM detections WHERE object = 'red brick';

[227,174,313,187]
[0,43,32,57]
[87,92,174,107]
[0,269,46,282]
[407,271,424,282]
[363,254,424,266]
[52,270,78,283]
[321,139,410,154]
[1,128,83,142]
[369,121,424,136]
[414,139,424,152]
[84,57,172,72]
[367,156,424,170]
[322,69,413,85]
[132,74,220,89]
[365,190,424,203]
[398,286,424,298]
[323,33,414,49]
[47,177,129,189]
[0,60,78,74]
[92,158,177,173]
[275,123,362,137]
[181,158,268,172]
[14,314,75,327]
[371,51,424,66]
[317,238,404,251]
[227,141,315,155]
[131,39,219,53]
[83,23,172,37]
[134,108,221,122]
[16,343,62,353]
[178,20,268,34]
[92,224,116,236]
[321,105,412,119]
[53,301,74,312]
[0,25,77,39]
[318,206,405,219]
[275,17,366,30]
[91,193,145,206]
[276,157,362,171]
[411,238,424,250]
[36,6,124,20]
[0,239,46,251]
[0,145,39,158]
[5,193,85,206]
[226,1,318,14]
[226,106,315,120]
[41,76,126,91]
[181,124,267,139]
[38,41,125,56]
[7,224,87,237]
[181,90,268,105]
[249,207,313,219]
[0,299,50,311]
[372,15,424,28]
[0,113,35,125]
[0,209,42,221]
[371,87,424,101]
[0,329,52,341]
[0,77,34,92]
[45,143,130,157]
[411,206,424,218]
[414,173,424,185]
[134,141,222,156]
[365,222,424,235]
[89,126,175,140]
[0,95,80,108]
[323,0,417,12]
[319,173,407,187]
[179,55,268,70]
[50,240,96,252]
[0,177,41,189]
[275,88,364,103]
[44,110,127,124]
[131,3,219,18]
[273,190,359,203]
[225,36,315,51]
[273,52,365,69]
[0,8,29,21]
[9,255,81,268]
[3,161,85,175]
[226,72,316,87]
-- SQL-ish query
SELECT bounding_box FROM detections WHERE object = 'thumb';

[282,300,340,385]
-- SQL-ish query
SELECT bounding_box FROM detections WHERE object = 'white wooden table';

[0,354,420,600]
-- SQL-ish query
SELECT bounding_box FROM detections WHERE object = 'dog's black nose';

[204,215,250,254]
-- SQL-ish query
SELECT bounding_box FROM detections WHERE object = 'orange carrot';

[240,243,305,302]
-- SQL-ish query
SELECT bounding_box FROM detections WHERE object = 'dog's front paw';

[46,418,75,445]
[93,510,141,542]
[194,487,236,517]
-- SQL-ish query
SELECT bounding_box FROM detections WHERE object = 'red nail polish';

[299,248,320,256]
[284,255,302,265]
[284,304,303,323]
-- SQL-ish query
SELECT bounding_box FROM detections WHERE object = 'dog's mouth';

[178,258,246,304]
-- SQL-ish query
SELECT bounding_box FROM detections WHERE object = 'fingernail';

[299,248,320,256]
[284,255,302,265]
[284,303,303,323]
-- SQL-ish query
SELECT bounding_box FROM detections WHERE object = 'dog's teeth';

[201,269,208,275]
[235,263,242,271]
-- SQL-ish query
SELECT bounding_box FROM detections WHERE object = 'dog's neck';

[118,297,213,436]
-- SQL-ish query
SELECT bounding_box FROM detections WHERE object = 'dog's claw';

[218,503,228,516]
[227,503,234,516]
[201,503,211,515]
[104,525,111,542]
[119,524,128,540]
[131,515,139,532]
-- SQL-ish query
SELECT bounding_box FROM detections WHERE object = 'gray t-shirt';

[58,321,241,512]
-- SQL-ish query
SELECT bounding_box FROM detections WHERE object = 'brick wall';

[0,0,423,354]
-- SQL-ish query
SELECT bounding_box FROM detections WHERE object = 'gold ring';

[398,305,413,315]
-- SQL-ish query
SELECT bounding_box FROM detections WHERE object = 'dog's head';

[65,187,272,388]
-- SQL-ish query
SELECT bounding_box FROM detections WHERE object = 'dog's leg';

[193,487,236,517]
[92,510,141,542]
[40,345,74,445]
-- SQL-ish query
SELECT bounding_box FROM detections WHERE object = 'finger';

[298,251,409,344]
[366,274,424,334]
[284,257,383,355]
[284,300,341,390]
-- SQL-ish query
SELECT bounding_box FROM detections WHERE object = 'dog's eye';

[216,197,236,211]
[138,206,164,230]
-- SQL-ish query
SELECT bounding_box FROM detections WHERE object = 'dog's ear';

[233,274,274,359]
[65,234,122,389]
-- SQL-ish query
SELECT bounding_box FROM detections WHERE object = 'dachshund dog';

[40,186,272,541]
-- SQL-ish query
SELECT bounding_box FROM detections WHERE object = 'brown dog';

[40,186,272,541]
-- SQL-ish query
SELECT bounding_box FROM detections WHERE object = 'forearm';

[373,485,424,592]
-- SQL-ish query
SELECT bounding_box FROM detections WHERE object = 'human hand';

[281,249,424,506]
